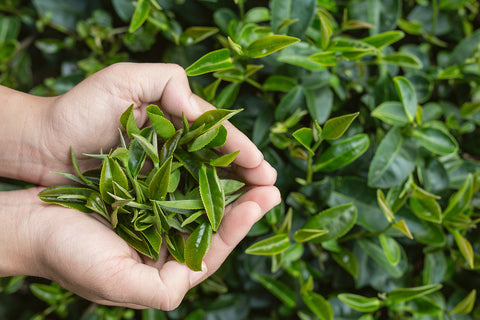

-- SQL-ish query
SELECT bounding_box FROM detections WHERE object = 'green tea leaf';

[245,234,290,255]
[394,76,417,122]
[185,221,212,271]
[338,293,382,313]
[301,291,333,320]
[142,225,162,259]
[451,289,476,315]
[263,75,297,92]
[362,31,404,48]
[452,230,474,269]
[371,101,410,126]
[321,112,359,140]
[179,27,218,46]
[368,127,417,188]
[386,284,443,304]
[252,273,296,308]
[166,234,185,264]
[148,156,172,201]
[100,157,129,205]
[132,133,159,164]
[409,197,442,223]
[412,123,458,155]
[129,0,150,33]
[443,173,474,220]
[293,228,328,243]
[206,124,227,148]
[292,127,313,153]
[302,203,357,243]
[199,165,225,231]
[146,104,175,140]
[188,126,220,152]
[380,52,423,69]
[313,134,369,172]
[377,189,395,223]
[332,247,358,278]
[210,150,240,167]
[221,179,245,195]
[185,48,233,76]
[308,51,337,66]
[392,220,414,239]
[244,35,300,58]
[379,234,401,266]
[190,108,242,132]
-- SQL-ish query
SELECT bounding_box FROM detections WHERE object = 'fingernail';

[189,261,207,286]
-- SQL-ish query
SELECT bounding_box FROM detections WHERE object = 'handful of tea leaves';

[39,104,244,271]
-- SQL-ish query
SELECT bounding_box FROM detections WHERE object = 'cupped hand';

[38,62,270,187]
[1,181,280,309]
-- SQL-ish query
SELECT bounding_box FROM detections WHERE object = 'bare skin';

[0,63,280,310]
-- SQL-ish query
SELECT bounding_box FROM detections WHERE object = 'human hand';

[1,181,280,309]
[33,62,271,187]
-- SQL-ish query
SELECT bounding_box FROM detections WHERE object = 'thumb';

[102,258,207,310]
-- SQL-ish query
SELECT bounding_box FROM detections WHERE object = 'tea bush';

[1,0,479,319]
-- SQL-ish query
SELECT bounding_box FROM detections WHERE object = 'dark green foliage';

[1,0,480,319]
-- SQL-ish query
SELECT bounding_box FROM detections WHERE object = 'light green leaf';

[128,0,150,33]
[245,35,300,58]
[301,291,333,320]
[314,134,370,172]
[371,101,410,126]
[246,234,290,255]
[302,203,357,243]
[252,273,296,308]
[380,53,423,69]
[179,27,218,46]
[185,222,212,271]
[338,293,382,313]
[321,112,359,140]
[443,173,474,220]
[412,122,458,155]
[394,76,417,123]
[452,230,474,269]
[451,289,477,315]
[185,49,233,76]
[379,234,401,266]
[362,31,405,48]
[199,165,225,231]
[387,284,443,304]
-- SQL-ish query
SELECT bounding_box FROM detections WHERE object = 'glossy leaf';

[188,126,220,152]
[155,199,204,213]
[148,156,172,201]
[304,86,333,124]
[368,127,417,188]
[377,189,394,223]
[199,165,225,231]
[332,247,358,278]
[166,234,185,264]
[293,228,328,243]
[274,86,304,120]
[452,230,474,269]
[412,123,458,155]
[338,293,382,313]
[185,222,212,271]
[252,273,296,308]
[179,27,218,46]
[394,76,417,122]
[210,150,239,167]
[308,51,337,66]
[263,75,297,92]
[120,104,141,139]
[190,108,241,132]
[380,52,423,69]
[371,101,410,126]
[386,284,443,304]
[245,234,290,255]
[146,104,175,140]
[302,203,357,243]
[301,291,333,320]
[206,124,227,148]
[409,197,442,223]
[321,112,359,140]
[185,48,233,76]
[392,220,414,239]
[314,134,369,172]
[443,173,474,220]
[379,234,401,266]
[100,157,129,205]
[270,0,316,37]
[362,31,404,48]
[132,133,159,164]
[244,35,300,58]
[358,238,407,278]
[129,0,150,33]
[451,289,476,315]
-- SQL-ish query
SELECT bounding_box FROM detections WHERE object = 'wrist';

[0,188,44,277]
[0,85,57,184]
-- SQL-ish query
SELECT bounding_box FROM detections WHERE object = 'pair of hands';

[0,63,280,309]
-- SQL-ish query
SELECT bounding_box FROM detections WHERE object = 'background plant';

[0,0,479,319]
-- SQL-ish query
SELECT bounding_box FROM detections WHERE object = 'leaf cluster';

[39,104,244,271]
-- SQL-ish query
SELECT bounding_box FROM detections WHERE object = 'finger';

[190,95,264,169]
[234,159,277,186]
[201,186,281,277]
